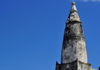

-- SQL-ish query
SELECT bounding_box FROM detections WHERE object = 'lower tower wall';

[78,61,91,70]
[56,59,91,70]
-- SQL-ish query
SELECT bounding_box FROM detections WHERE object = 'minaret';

[61,2,87,64]
[55,2,92,70]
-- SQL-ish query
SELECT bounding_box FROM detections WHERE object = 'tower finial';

[71,1,77,11]
[66,1,80,23]
[72,1,75,5]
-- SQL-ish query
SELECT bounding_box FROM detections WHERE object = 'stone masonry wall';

[78,61,91,70]
[61,22,87,64]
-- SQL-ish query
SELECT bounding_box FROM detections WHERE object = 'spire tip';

[72,2,75,5]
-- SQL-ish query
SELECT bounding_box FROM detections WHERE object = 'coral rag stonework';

[55,2,95,70]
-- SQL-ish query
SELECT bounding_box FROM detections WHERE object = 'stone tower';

[55,2,92,70]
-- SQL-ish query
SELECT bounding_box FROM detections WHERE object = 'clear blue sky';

[0,0,100,70]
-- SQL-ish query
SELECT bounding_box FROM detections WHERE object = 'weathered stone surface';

[56,60,77,70]
[66,2,80,23]
[61,38,87,63]
[56,60,91,70]
[60,2,87,64]
[61,22,87,63]
[78,60,91,70]
[55,2,94,70]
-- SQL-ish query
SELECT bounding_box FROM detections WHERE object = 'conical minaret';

[61,2,87,63]
[55,2,92,70]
